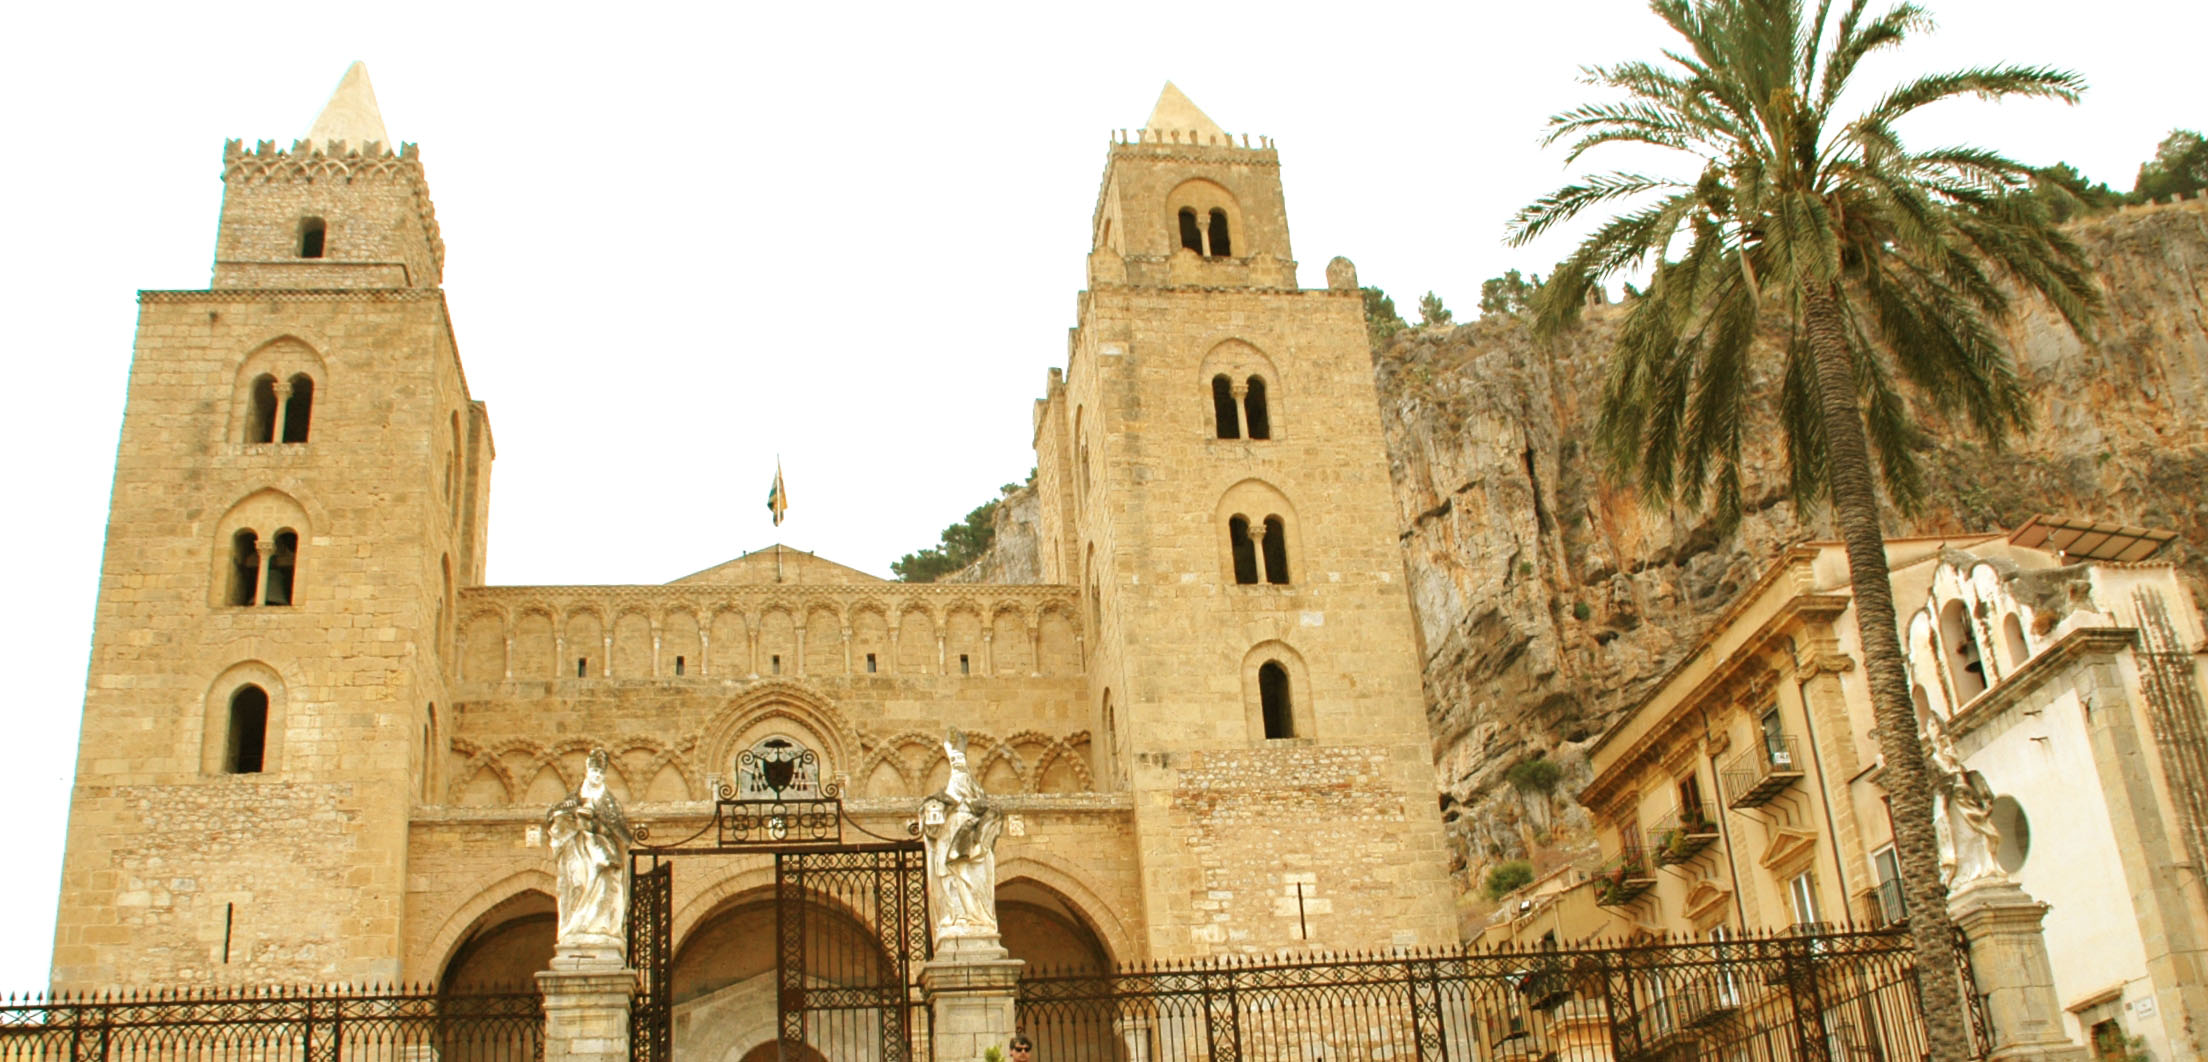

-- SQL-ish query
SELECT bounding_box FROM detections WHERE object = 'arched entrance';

[998,878,1111,975]
[441,890,556,992]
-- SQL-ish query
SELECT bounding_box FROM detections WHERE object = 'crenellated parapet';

[216,137,446,287]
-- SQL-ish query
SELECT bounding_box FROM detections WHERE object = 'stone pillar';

[1948,879,2089,1062]
[919,938,1024,1062]
[536,951,639,1062]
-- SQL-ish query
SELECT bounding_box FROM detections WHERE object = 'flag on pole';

[767,461,788,526]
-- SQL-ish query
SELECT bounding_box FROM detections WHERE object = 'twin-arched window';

[243,373,316,444]
[1177,208,1233,257]
[1210,375,1271,439]
[226,528,301,606]
[1227,514,1290,585]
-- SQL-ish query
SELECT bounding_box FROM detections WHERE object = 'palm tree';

[1507,1,2098,1057]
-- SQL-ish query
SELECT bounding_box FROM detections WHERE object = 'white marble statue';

[546,748,635,955]
[921,729,1004,940]
[1925,715,2003,887]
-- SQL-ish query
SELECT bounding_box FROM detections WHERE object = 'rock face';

[1376,199,2208,916]
[943,484,1041,585]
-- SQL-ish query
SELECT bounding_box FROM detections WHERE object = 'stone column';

[918,938,1024,1062]
[536,952,639,1062]
[1948,878,2089,1062]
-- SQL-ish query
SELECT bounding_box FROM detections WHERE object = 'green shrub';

[1504,758,1564,795]
[1484,859,1535,900]
[1572,601,1592,621]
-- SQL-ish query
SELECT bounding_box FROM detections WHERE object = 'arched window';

[245,375,279,444]
[1228,516,1259,584]
[298,217,326,259]
[281,374,314,443]
[2000,613,2029,672]
[226,685,269,774]
[1259,662,1293,739]
[1939,600,1987,703]
[1244,376,1271,439]
[1207,209,1232,256]
[1178,208,1203,253]
[228,530,261,606]
[263,531,298,605]
[1261,516,1289,584]
[1211,375,1241,439]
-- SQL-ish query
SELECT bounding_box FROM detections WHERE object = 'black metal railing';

[1595,838,1658,907]
[1015,924,1989,1062]
[0,983,543,1062]
[1723,735,1804,808]
[1647,806,1722,868]
[1859,880,1907,928]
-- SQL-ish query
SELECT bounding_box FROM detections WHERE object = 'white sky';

[0,0,2197,989]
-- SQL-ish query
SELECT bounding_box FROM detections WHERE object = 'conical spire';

[305,62,391,149]
[1141,81,1228,143]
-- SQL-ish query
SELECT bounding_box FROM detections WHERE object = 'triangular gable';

[1757,827,1820,873]
[671,545,888,586]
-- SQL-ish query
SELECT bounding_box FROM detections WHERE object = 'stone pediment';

[672,544,887,586]
[1682,879,1732,923]
[1757,827,1820,873]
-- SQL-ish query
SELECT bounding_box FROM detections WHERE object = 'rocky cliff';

[1376,198,2208,923]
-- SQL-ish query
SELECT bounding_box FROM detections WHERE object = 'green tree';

[1478,270,1542,316]
[1361,286,1408,347]
[2023,161,2126,222]
[892,479,1025,581]
[1507,4,2097,1056]
[2134,128,2207,203]
[1417,290,1454,327]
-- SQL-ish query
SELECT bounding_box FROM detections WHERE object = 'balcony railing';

[1647,806,1721,867]
[1859,879,1907,928]
[1595,839,1658,907]
[1513,953,1572,1012]
[1627,971,1745,1053]
[1722,734,1804,808]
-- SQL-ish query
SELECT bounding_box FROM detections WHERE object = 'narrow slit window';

[298,217,326,259]
[281,374,314,443]
[228,530,261,606]
[1207,209,1232,256]
[1259,662,1293,739]
[577,657,588,678]
[959,654,971,676]
[771,654,781,675]
[262,530,298,605]
[1244,376,1271,439]
[1178,208,1203,253]
[865,653,878,673]
[1262,516,1290,584]
[1229,516,1259,584]
[674,656,685,676]
[245,375,278,444]
[226,685,269,774]
[1212,375,1241,439]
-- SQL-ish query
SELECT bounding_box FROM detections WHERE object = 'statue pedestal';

[1948,879,2088,1062]
[537,946,639,1062]
[919,933,1024,1062]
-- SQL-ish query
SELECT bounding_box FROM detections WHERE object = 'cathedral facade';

[52,66,1457,1017]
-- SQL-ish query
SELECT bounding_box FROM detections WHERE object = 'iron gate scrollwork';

[627,777,929,1062]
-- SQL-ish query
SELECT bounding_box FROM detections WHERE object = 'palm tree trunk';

[1801,283,1974,1062]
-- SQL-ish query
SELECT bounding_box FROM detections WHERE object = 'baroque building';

[52,63,1458,1036]
[1485,522,2208,1059]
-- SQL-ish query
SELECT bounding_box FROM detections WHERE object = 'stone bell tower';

[52,63,491,987]
[1032,84,1457,959]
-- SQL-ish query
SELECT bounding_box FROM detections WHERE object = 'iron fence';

[1016,924,1989,1062]
[0,984,542,1062]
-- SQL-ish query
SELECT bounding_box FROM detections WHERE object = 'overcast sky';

[0,0,2197,989]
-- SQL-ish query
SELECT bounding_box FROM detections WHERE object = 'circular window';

[1991,796,2029,874]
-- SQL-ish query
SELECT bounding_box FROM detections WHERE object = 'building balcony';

[1722,735,1804,809]
[1595,841,1658,907]
[1858,880,1907,928]
[1647,808,1721,867]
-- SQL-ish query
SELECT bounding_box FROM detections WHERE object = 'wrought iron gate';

[627,756,930,1062]
[775,845,932,1061]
